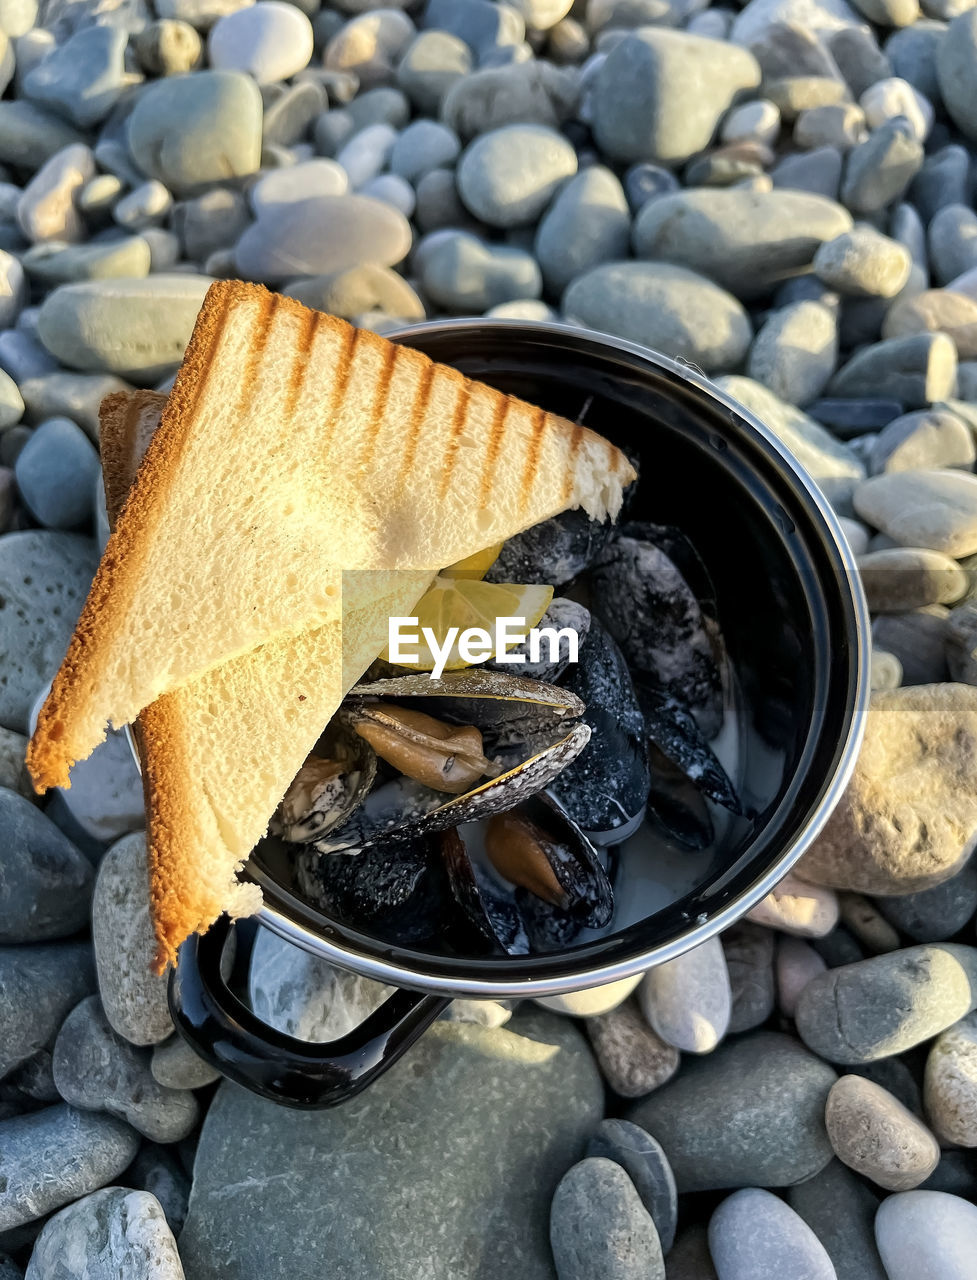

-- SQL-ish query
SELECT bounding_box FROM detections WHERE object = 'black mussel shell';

[516,889,583,952]
[485,507,613,589]
[549,619,649,844]
[638,687,742,815]
[296,836,448,945]
[588,530,724,739]
[485,598,592,685]
[440,829,528,957]
[646,745,715,850]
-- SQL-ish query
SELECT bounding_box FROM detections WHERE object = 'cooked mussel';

[440,827,528,956]
[348,703,501,794]
[638,687,741,816]
[485,507,614,588]
[272,719,377,843]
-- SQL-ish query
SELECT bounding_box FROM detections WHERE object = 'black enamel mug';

[151,320,870,1108]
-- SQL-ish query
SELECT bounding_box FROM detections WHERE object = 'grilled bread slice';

[101,391,433,970]
[29,281,635,794]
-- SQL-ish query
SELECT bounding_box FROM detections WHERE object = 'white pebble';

[721,98,781,147]
[358,172,415,218]
[250,158,348,214]
[0,248,27,329]
[534,973,642,1018]
[208,0,314,84]
[860,78,933,143]
[747,872,840,937]
[876,1191,977,1280]
[336,122,398,190]
[638,936,731,1054]
[113,179,172,229]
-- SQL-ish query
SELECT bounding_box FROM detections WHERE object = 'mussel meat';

[273,720,376,843]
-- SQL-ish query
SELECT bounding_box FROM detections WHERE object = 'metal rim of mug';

[123,318,872,999]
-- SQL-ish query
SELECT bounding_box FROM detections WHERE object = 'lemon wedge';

[384,576,554,672]
[441,542,504,580]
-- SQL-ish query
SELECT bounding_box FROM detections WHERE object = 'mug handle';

[168,915,451,1109]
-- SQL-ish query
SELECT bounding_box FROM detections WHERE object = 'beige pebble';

[838,893,901,953]
[534,972,641,1018]
[776,936,827,1018]
[747,871,840,937]
[825,1074,940,1190]
[924,1010,977,1146]
[585,996,680,1098]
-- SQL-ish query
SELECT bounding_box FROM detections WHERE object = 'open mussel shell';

[646,744,715,850]
[638,686,742,815]
[484,507,614,589]
[439,828,529,957]
[271,720,377,844]
[588,527,725,740]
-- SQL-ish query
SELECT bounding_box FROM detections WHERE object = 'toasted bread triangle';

[29,282,635,792]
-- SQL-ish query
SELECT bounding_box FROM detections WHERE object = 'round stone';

[17,143,95,245]
[789,1160,887,1280]
[22,25,127,130]
[335,122,398,190]
[825,1073,940,1189]
[283,264,424,321]
[26,1187,184,1280]
[946,602,977,686]
[534,165,630,295]
[875,1191,977,1280]
[323,9,415,88]
[924,1010,977,1145]
[840,117,924,215]
[721,98,781,146]
[776,936,828,1017]
[250,159,348,213]
[14,416,99,530]
[813,225,912,297]
[860,76,933,140]
[628,1031,837,1192]
[388,119,460,183]
[456,124,577,228]
[396,30,472,115]
[869,408,976,475]
[585,998,680,1098]
[234,194,412,282]
[587,1119,677,1254]
[358,173,415,218]
[857,547,967,612]
[534,974,642,1018]
[929,205,977,286]
[208,1,314,82]
[151,1034,221,1090]
[884,289,977,360]
[563,261,752,374]
[709,1188,837,1280]
[134,18,203,74]
[877,865,977,942]
[747,300,838,407]
[747,871,840,936]
[795,943,977,1063]
[638,936,731,1054]
[937,12,977,141]
[415,229,541,312]
[855,470,977,557]
[723,921,776,1033]
[0,788,91,943]
[22,238,153,286]
[550,1158,665,1280]
[0,940,95,1081]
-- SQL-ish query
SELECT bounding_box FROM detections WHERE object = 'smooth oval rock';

[776,936,828,1018]
[0,940,95,1079]
[813,225,912,297]
[868,408,976,476]
[857,547,967,612]
[585,997,680,1098]
[708,1188,837,1280]
[937,11,977,141]
[747,871,840,937]
[0,788,91,943]
[747,299,838,408]
[884,289,977,360]
[946,602,977,687]
[415,229,542,311]
[550,1158,664,1280]
[875,1190,977,1280]
[796,943,977,1063]
[178,1008,602,1279]
[876,864,977,942]
[722,921,776,1033]
[25,1187,184,1279]
[14,416,100,530]
[535,973,641,1018]
[628,1031,836,1192]
[797,685,977,894]
[638,936,732,1054]
[633,187,852,299]
[456,124,577,228]
[825,1073,940,1189]
[563,261,752,375]
[924,1010,977,1145]
[788,1159,887,1280]
[283,264,424,322]
[830,333,957,409]
[151,1034,221,1090]
[586,1119,677,1254]
[534,165,630,295]
[36,276,213,382]
[0,1104,139,1232]
[854,471,977,558]
[234,194,411,282]
[93,833,172,1047]
[208,0,313,83]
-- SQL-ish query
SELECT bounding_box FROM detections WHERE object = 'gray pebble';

[52,996,198,1143]
[708,1188,837,1280]
[456,123,576,228]
[928,205,977,286]
[151,1035,220,1090]
[877,864,977,941]
[946,601,977,685]
[830,26,894,97]
[722,920,776,1033]
[416,228,541,310]
[885,20,945,100]
[622,162,679,212]
[875,1190,977,1280]
[113,180,172,231]
[389,119,460,183]
[937,11,977,141]
[534,165,629,295]
[0,788,91,943]
[841,117,924,215]
[585,998,680,1098]
[0,1104,138,1232]
[25,1187,184,1279]
[313,106,354,157]
[814,225,911,297]
[747,300,838,406]
[869,407,975,475]
[771,145,843,199]
[628,1031,836,1192]
[587,1120,676,1254]
[550,1158,664,1280]
[796,943,977,1063]
[794,103,867,153]
[284,264,424,321]
[133,18,202,75]
[93,833,172,1047]
[857,547,967,612]
[0,939,95,1081]
[829,333,956,409]
[413,167,472,233]
[788,1160,886,1280]
[23,26,127,129]
[335,121,397,189]
[424,0,525,60]
[910,144,970,223]
[440,59,578,140]
[855,469,977,556]
[22,238,152,286]
[173,188,250,263]
[344,85,410,132]
[872,608,949,683]
[125,1143,191,1236]
[17,143,95,245]
[0,102,83,173]
[397,30,473,114]
[14,417,99,530]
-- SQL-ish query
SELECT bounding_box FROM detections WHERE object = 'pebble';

[808,396,904,436]
[856,471,977,557]
[875,1190,977,1280]
[911,144,970,222]
[180,1008,601,1280]
[839,516,870,555]
[52,996,199,1143]
[722,921,776,1033]
[323,9,415,88]
[0,368,22,429]
[946,602,977,685]
[928,205,977,286]
[335,121,398,189]
[134,18,203,75]
[250,159,347,212]
[456,123,576,228]
[0,727,30,798]
[772,144,843,199]
[17,143,95,245]
[0,788,92,943]
[535,975,642,1018]
[924,1010,977,1145]
[857,547,967,612]
[796,943,977,1063]
[262,80,328,146]
[621,162,679,212]
[415,229,541,311]
[747,871,840,936]
[829,333,957,409]
[825,1073,940,1189]
[629,1031,836,1191]
[788,1159,887,1280]
[860,76,932,141]
[173,189,249,262]
[22,238,152,286]
[154,0,254,28]
[388,119,459,183]
[36,275,212,381]
[747,300,838,406]
[23,26,127,129]
[716,377,864,511]
[814,225,911,298]
[0,1105,139,1232]
[884,291,977,361]
[937,11,977,140]
[0,248,26,330]
[564,261,751,374]
[884,19,944,97]
[533,165,630,295]
[14,417,99,530]
[125,1143,191,1236]
[637,937,731,1054]
[550,1158,664,1280]
[234,193,412,282]
[869,407,976,475]
[26,1187,184,1280]
[0,101,83,173]
[585,998,681,1098]
[872,608,949,684]
[841,117,924,215]
[877,864,977,942]
[592,30,759,165]
[586,1120,676,1254]
[208,1,313,82]
[127,70,262,190]
[871,648,904,691]
[837,893,901,952]
[634,187,852,299]
[396,31,472,115]
[113,180,172,231]
[721,98,781,146]
[776,936,828,1017]
[795,102,866,151]
[151,1034,221,1090]
[285,264,424,321]
[0,531,97,733]
[708,1188,837,1280]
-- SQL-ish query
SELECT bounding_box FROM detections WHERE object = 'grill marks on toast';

[319,322,357,449]
[562,423,586,505]
[284,306,320,420]
[519,405,549,514]
[360,340,399,470]
[439,369,472,501]
[478,393,510,508]
[397,358,435,489]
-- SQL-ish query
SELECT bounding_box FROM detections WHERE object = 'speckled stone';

[550,1158,665,1280]
[150,1035,221,1090]
[25,1187,184,1279]
[638,936,731,1053]
[0,941,95,1079]
[722,921,776,1033]
[585,998,680,1098]
[825,1073,940,1189]
[876,864,977,942]
[0,787,91,943]
[708,1188,837,1280]
[875,1190,977,1280]
[924,1010,977,1145]
[587,1119,676,1254]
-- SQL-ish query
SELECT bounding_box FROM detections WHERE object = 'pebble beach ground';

[1,0,977,1276]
